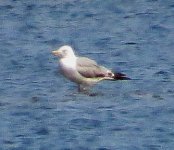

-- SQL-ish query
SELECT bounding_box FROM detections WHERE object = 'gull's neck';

[60,56,77,69]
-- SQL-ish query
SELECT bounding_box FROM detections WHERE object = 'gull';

[52,45,130,92]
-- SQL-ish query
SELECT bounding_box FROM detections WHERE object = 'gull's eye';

[62,49,67,55]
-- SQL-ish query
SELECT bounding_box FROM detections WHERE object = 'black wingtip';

[114,72,131,80]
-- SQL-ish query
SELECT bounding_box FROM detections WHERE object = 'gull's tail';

[113,72,131,80]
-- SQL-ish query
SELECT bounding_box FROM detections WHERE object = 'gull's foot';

[88,92,104,97]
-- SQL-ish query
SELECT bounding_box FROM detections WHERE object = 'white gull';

[52,45,130,92]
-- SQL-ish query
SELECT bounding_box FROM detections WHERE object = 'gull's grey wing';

[76,57,110,78]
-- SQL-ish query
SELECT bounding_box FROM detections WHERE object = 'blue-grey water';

[0,0,174,149]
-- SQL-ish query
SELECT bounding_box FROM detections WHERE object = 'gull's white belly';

[59,58,83,83]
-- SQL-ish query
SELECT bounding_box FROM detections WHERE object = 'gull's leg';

[78,85,101,96]
[78,84,90,93]
[78,84,81,92]
[78,84,102,96]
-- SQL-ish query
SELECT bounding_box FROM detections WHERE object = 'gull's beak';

[52,50,61,57]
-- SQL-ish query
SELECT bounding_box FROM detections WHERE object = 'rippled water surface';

[1,0,174,149]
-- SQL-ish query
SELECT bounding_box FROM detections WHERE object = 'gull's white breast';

[59,57,80,82]
[59,57,77,70]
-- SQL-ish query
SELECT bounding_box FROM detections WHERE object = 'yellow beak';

[52,50,60,56]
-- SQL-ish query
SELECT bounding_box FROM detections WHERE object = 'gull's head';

[52,45,75,59]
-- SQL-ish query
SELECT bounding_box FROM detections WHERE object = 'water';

[0,0,174,149]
